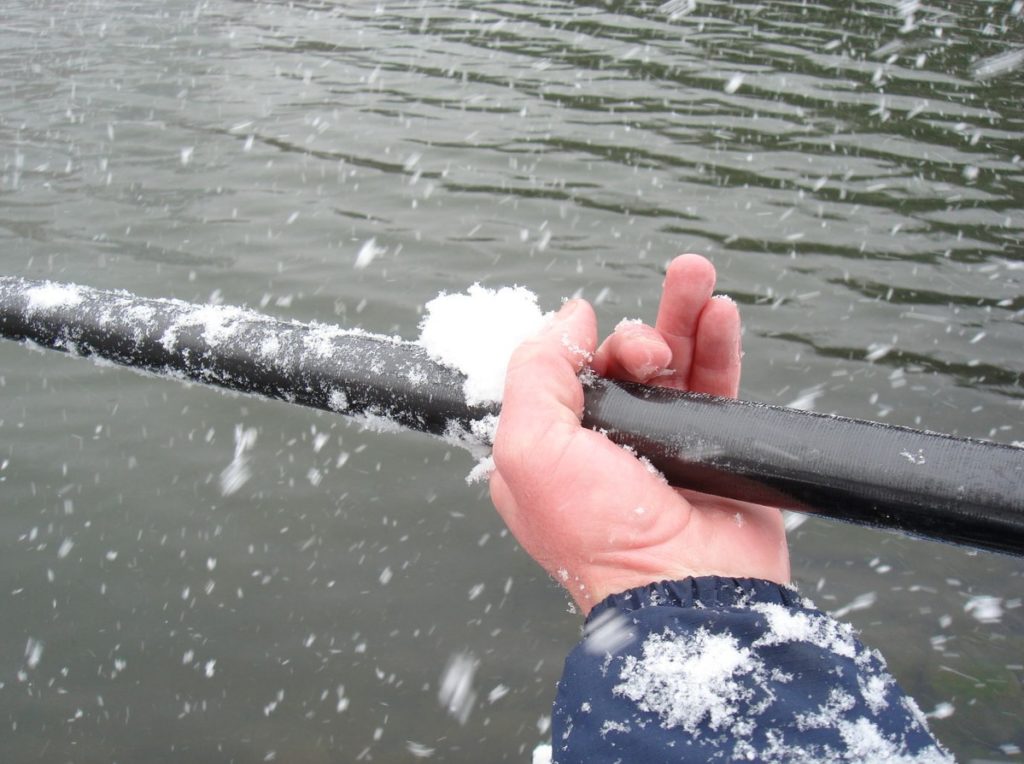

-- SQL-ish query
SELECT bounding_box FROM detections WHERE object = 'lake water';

[1,0,1022,760]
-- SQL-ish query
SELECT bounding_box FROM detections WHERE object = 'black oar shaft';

[0,276,498,438]
[2,276,1022,556]
[582,380,1024,556]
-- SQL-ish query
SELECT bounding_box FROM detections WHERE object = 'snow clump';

[417,284,549,405]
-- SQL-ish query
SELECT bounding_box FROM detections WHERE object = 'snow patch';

[858,673,893,715]
[25,283,85,313]
[751,602,858,658]
[417,284,549,405]
[465,455,495,484]
[614,627,761,734]
[159,303,247,351]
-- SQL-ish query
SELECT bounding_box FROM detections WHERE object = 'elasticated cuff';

[585,576,807,626]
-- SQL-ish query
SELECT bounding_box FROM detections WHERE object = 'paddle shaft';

[583,379,1024,556]
[2,276,1022,556]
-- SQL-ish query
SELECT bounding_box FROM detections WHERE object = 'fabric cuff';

[585,576,808,626]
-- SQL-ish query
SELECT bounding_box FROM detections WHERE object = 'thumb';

[492,299,597,483]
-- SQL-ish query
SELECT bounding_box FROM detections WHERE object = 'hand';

[489,255,790,613]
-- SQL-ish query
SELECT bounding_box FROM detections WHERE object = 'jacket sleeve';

[551,576,953,763]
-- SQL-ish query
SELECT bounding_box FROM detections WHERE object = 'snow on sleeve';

[750,601,858,659]
[836,717,953,764]
[751,717,955,764]
[858,672,894,716]
[417,284,550,405]
[558,581,954,764]
[605,617,954,764]
[795,687,856,731]
[613,627,766,736]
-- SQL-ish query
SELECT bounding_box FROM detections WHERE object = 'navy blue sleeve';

[550,577,952,763]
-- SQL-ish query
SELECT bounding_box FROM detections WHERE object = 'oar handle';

[2,276,1023,556]
[583,379,1024,556]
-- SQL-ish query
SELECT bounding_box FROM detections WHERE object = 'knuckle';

[491,426,530,478]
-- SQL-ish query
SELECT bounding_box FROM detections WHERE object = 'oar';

[2,276,1022,557]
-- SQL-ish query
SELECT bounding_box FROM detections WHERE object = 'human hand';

[489,255,790,613]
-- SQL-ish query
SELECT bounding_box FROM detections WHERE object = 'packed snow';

[417,284,550,405]
[24,282,85,313]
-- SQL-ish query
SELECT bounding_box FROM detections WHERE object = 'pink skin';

[489,254,790,614]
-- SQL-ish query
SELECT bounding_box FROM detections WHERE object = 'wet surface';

[1,1,1022,760]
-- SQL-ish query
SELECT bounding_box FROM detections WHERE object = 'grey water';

[1,0,1022,760]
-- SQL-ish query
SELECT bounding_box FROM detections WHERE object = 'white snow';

[193,304,247,345]
[417,284,550,405]
[25,283,85,313]
[328,390,350,412]
[783,511,808,532]
[659,0,696,20]
[57,538,74,559]
[599,719,632,737]
[971,48,1024,80]
[335,685,349,713]
[259,334,280,359]
[724,73,745,94]
[830,592,878,619]
[220,425,258,496]
[583,609,636,655]
[464,455,494,484]
[354,237,384,269]
[858,673,893,715]
[964,594,1003,623]
[751,601,858,658]
[405,741,435,758]
[796,687,856,731]
[302,323,351,358]
[925,702,954,720]
[24,638,44,669]
[159,303,248,351]
[608,598,954,763]
[438,652,477,725]
[614,627,760,734]
[786,383,825,411]
[351,410,406,434]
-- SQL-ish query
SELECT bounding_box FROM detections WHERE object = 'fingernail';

[558,299,581,318]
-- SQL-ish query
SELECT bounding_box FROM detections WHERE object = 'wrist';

[563,563,709,616]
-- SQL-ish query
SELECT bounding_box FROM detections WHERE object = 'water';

[1,0,1022,760]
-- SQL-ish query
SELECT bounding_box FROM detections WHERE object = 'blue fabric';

[552,577,951,763]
